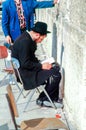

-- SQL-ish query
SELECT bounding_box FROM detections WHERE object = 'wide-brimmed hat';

[31,22,51,35]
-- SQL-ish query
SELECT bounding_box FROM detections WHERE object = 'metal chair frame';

[0,46,25,99]
[11,57,57,111]
[0,46,13,86]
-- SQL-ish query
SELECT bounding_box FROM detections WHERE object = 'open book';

[41,57,55,64]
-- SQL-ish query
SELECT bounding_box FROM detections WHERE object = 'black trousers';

[36,65,61,101]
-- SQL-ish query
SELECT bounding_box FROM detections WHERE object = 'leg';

[36,66,61,101]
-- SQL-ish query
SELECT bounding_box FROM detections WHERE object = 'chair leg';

[16,88,24,102]
[0,73,9,86]
[42,87,57,109]
[23,87,57,112]
[23,89,36,112]
[36,87,41,94]
[12,75,25,100]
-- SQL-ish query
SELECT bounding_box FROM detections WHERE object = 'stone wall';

[36,0,86,130]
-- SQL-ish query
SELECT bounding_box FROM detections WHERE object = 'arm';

[16,40,52,71]
[13,39,42,71]
[33,0,58,9]
[2,2,12,43]
[2,2,10,37]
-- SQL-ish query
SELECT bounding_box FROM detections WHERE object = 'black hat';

[31,22,51,35]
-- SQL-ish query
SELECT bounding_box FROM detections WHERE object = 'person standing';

[2,0,58,44]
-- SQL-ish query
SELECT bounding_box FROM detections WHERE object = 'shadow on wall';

[59,67,65,99]
[52,23,65,100]
[52,23,57,61]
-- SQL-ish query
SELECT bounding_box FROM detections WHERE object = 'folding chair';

[6,84,68,130]
[0,45,25,98]
[0,45,13,86]
[11,57,57,111]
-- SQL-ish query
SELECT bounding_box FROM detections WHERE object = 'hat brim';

[31,28,51,35]
[46,31,51,34]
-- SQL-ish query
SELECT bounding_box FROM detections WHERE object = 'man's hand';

[42,62,52,70]
[6,35,12,44]
[53,0,59,4]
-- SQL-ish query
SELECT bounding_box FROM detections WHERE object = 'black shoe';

[57,99,63,103]
[36,99,43,107]
[54,98,63,104]
[36,99,63,108]
[36,99,54,108]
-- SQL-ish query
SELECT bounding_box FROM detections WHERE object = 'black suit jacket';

[12,31,42,90]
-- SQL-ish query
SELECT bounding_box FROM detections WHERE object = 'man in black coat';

[11,21,62,107]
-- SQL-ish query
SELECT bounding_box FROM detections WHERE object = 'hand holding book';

[41,57,55,64]
[41,57,56,70]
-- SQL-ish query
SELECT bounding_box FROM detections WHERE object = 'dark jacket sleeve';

[13,38,42,71]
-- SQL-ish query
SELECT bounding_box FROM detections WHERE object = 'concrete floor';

[0,62,68,130]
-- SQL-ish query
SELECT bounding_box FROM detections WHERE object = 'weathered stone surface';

[36,0,86,130]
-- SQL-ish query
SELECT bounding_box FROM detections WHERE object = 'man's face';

[35,34,47,43]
